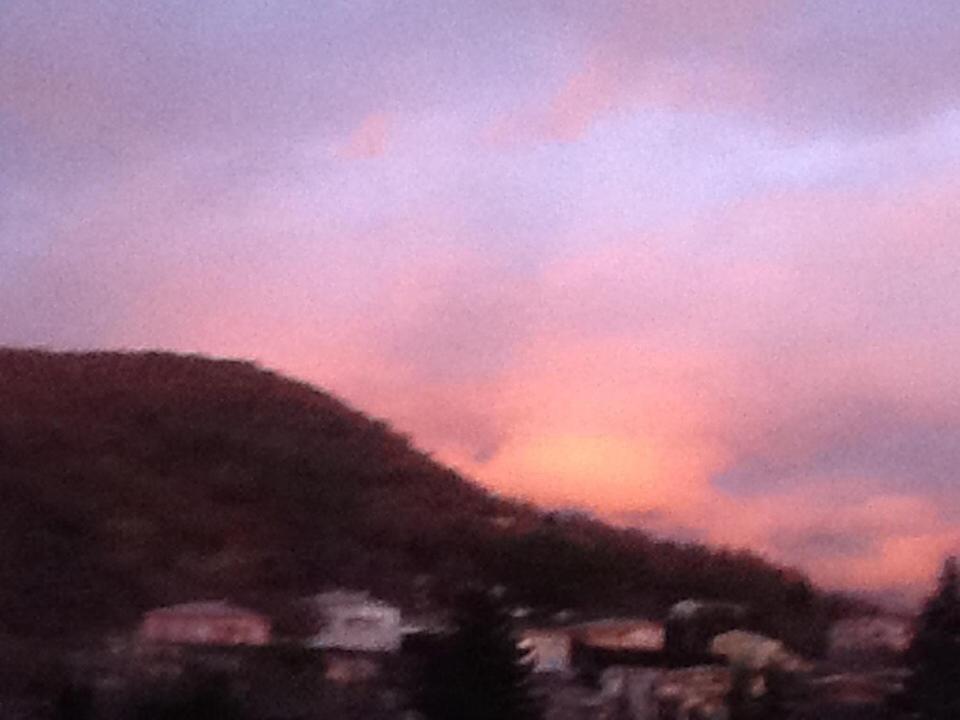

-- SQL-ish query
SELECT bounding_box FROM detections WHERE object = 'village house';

[520,628,573,674]
[828,615,911,665]
[305,590,403,652]
[139,601,271,646]
[321,652,383,685]
[520,618,665,675]
[569,618,672,679]
[574,619,665,652]
[710,630,810,673]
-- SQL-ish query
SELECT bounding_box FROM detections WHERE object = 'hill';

[0,349,855,652]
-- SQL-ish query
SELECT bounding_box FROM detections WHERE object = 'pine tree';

[900,557,960,720]
[55,682,94,720]
[130,673,246,720]
[413,588,542,720]
[726,665,759,720]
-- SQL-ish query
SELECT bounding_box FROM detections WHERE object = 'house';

[521,618,666,676]
[710,630,810,673]
[519,628,573,674]
[322,651,382,684]
[139,601,271,646]
[574,619,665,652]
[808,670,908,707]
[569,619,671,675]
[305,590,403,652]
[828,616,911,664]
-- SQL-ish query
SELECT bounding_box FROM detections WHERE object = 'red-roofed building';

[140,601,271,646]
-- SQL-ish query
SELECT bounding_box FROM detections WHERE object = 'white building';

[306,590,402,652]
[519,628,573,674]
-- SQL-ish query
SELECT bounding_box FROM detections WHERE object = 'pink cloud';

[380,175,960,595]
[105,171,956,600]
[15,167,960,599]
[484,0,773,144]
[487,1,960,145]
[486,50,764,146]
[539,53,764,142]
[544,54,625,142]
[338,112,390,159]
[712,488,960,595]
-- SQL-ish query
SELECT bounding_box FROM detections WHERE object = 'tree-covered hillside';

[0,349,855,652]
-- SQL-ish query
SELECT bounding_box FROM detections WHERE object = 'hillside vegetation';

[0,349,854,652]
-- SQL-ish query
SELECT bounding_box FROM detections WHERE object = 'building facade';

[519,628,573,674]
[828,616,911,663]
[139,601,271,646]
[306,590,403,652]
[575,619,665,652]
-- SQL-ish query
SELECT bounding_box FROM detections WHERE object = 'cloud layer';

[3,0,960,603]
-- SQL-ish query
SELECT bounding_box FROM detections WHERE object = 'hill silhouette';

[0,349,853,652]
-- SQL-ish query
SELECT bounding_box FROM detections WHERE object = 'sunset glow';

[3,0,960,604]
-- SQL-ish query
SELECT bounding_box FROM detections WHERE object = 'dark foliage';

[413,589,541,720]
[726,664,806,720]
[129,673,245,720]
[0,349,858,650]
[54,682,95,720]
[726,665,760,720]
[665,602,746,659]
[898,557,960,720]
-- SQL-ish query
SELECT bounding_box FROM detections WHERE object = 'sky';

[2,0,960,605]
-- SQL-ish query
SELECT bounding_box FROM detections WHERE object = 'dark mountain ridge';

[0,349,858,652]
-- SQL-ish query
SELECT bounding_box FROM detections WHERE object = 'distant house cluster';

[515,601,902,720]
[130,588,913,718]
[138,591,405,650]
[135,589,428,688]
[517,599,818,679]
[109,591,915,720]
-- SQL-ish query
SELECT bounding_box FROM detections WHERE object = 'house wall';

[140,613,270,646]
[520,631,572,674]
[578,622,665,651]
[828,617,910,662]
[323,652,381,684]
[310,602,402,652]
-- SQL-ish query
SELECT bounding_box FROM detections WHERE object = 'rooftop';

[145,601,265,619]
[310,589,397,610]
